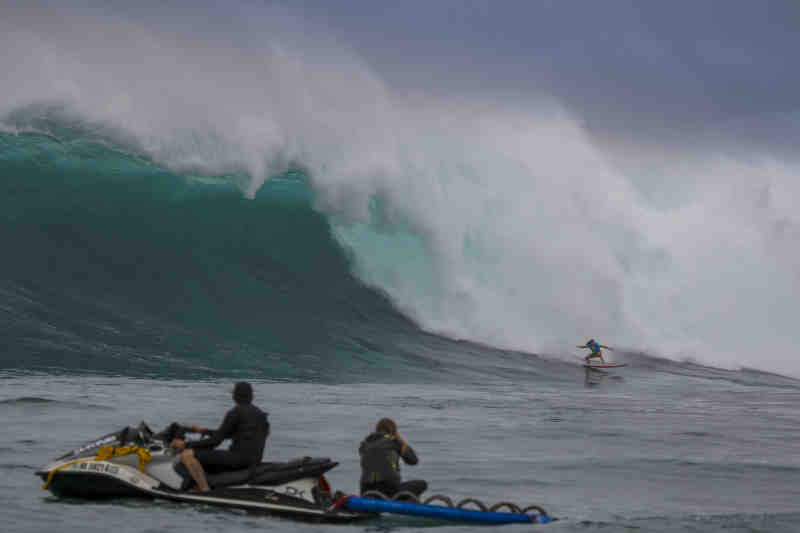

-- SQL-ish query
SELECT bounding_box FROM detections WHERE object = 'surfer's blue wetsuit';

[579,339,610,362]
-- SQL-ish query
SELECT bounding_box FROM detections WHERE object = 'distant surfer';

[578,339,612,363]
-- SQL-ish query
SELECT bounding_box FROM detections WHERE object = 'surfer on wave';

[578,339,612,363]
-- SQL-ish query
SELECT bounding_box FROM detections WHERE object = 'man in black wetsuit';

[170,382,269,492]
[359,418,427,499]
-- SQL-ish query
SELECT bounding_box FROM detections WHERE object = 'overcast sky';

[6,0,800,158]
[283,1,799,157]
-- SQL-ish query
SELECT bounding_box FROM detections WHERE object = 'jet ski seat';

[175,456,338,490]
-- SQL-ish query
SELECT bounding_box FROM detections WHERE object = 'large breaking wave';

[2,4,800,378]
[0,127,468,381]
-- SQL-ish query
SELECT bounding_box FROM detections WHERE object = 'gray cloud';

[285,0,800,155]
[5,0,799,155]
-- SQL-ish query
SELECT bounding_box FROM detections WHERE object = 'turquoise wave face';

[3,129,795,389]
[0,130,446,381]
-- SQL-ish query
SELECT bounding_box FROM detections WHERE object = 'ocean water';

[2,102,800,532]
[3,369,800,533]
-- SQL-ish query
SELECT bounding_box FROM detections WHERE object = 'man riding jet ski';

[36,383,369,522]
[170,381,268,493]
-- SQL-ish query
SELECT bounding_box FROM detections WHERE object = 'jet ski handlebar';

[151,422,211,443]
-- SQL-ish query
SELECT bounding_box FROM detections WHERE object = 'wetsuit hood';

[233,382,253,404]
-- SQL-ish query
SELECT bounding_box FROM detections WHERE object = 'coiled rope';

[359,490,549,519]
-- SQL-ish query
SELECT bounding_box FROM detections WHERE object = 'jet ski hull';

[38,469,143,499]
[37,423,372,523]
[38,459,369,522]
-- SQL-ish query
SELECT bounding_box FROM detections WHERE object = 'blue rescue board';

[344,497,554,525]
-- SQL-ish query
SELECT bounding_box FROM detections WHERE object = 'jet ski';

[36,422,371,523]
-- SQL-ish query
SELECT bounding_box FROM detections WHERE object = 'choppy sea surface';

[3,366,800,533]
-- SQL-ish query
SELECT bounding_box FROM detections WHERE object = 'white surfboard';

[583,362,627,369]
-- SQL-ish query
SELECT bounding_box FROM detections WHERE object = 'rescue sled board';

[343,497,554,525]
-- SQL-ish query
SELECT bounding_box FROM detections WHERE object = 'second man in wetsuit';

[359,417,427,499]
[170,381,269,492]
